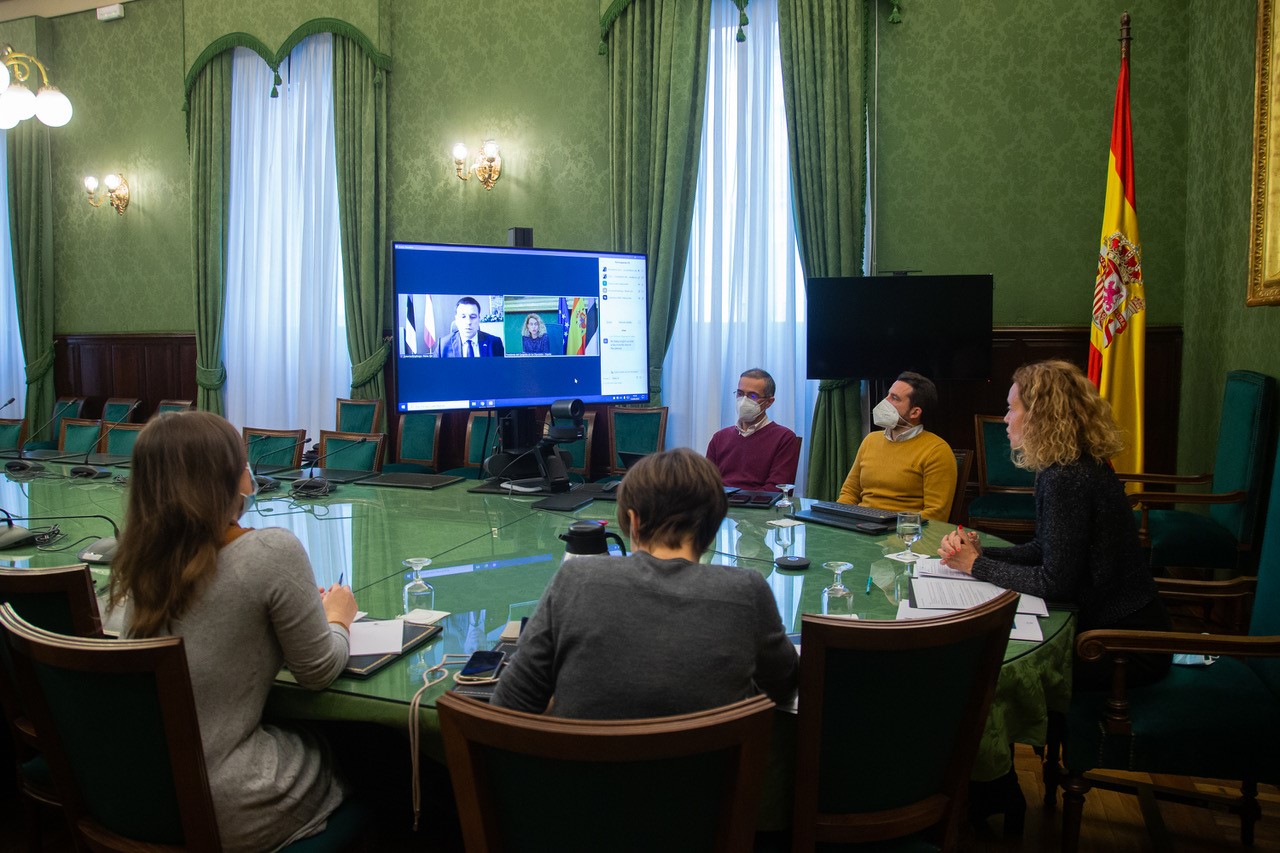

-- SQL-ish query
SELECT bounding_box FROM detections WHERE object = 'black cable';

[710,548,776,566]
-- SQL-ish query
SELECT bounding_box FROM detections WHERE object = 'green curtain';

[333,36,389,406]
[188,52,233,414]
[779,0,869,500]
[7,121,54,438]
[607,0,712,404]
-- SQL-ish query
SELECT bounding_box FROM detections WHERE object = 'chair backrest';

[464,412,500,469]
[973,415,1034,493]
[58,418,101,453]
[335,397,384,434]
[101,398,140,424]
[317,430,386,472]
[0,417,26,452]
[45,397,85,443]
[243,427,308,470]
[0,604,222,852]
[100,422,144,456]
[1208,370,1277,546]
[437,692,775,853]
[155,400,194,416]
[545,411,596,480]
[950,449,973,525]
[607,406,668,475]
[792,591,1018,851]
[1247,429,1280,694]
[396,412,441,470]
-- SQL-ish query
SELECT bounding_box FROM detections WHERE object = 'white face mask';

[736,396,763,423]
[872,398,904,430]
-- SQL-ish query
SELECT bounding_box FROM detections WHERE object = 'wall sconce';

[452,139,502,190]
[84,174,129,215]
[0,45,72,128]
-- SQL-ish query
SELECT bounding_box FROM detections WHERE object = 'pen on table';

[865,575,873,595]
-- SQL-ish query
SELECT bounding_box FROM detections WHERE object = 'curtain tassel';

[270,70,283,98]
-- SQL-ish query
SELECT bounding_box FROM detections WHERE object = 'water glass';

[402,557,434,614]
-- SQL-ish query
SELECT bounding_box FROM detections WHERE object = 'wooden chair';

[99,421,144,457]
[0,603,371,853]
[57,418,101,455]
[0,417,26,453]
[966,414,1036,538]
[444,412,500,479]
[335,397,384,434]
[792,591,1018,851]
[383,412,442,474]
[0,565,104,852]
[950,448,973,525]
[243,427,308,472]
[155,399,194,415]
[605,406,668,477]
[544,410,596,481]
[24,396,84,450]
[1057,427,1280,851]
[316,430,386,472]
[1120,369,1276,575]
[101,397,140,424]
[438,692,775,852]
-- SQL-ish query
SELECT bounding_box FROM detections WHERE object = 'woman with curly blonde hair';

[939,360,1169,687]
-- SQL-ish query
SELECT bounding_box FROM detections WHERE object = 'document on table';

[910,576,1048,616]
[895,601,1044,641]
[913,557,975,580]
[348,619,404,656]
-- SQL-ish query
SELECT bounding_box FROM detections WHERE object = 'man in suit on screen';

[436,296,505,358]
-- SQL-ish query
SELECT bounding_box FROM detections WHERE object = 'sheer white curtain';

[662,0,818,494]
[224,35,350,443]
[0,131,25,419]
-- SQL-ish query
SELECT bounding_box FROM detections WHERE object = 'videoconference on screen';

[392,242,650,412]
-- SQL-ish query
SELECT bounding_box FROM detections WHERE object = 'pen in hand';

[337,572,344,587]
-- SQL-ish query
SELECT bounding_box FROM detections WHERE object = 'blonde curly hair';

[1011,360,1124,471]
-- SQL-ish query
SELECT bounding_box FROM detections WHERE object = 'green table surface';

[1,464,1073,791]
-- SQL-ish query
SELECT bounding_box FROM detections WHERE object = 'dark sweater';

[971,457,1159,632]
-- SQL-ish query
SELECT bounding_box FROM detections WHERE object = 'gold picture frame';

[1249,0,1280,305]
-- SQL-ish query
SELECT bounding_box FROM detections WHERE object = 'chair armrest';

[1135,489,1247,507]
[1076,628,1280,661]
[1114,471,1212,486]
[1155,575,1256,600]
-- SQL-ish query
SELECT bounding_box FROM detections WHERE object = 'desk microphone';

[0,506,37,549]
[1,512,120,563]
[69,401,141,479]
[292,437,368,496]
[4,400,77,475]
[0,396,15,415]
[246,433,311,493]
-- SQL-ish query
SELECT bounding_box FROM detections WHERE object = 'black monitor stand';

[484,405,580,493]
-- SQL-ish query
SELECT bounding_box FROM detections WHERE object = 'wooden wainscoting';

[55,333,198,420]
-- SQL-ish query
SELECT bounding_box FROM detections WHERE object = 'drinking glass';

[888,512,923,566]
[402,557,434,614]
[774,484,796,519]
[821,561,853,614]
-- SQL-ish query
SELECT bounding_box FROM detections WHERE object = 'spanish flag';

[1089,18,1145,476]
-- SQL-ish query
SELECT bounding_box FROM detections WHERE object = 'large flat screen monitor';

[806,275,994,380]
[392,242,650,412]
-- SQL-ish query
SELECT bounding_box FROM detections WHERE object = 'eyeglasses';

[733,390,769,401]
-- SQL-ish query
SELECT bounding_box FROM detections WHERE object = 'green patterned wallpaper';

[874,0,1188,326]
[49,0,192,333]
[1179,1,1280,472]
[182,0,381,74]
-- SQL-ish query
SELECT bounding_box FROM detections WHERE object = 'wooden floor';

[3,745,1278,851]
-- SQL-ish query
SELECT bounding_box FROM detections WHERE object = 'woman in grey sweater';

[109,411,357,852]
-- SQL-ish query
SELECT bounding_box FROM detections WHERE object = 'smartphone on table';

[456,650,506,683]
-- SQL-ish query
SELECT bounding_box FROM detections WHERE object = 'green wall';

[1179,1,1280,471]
[874,0,1188,326]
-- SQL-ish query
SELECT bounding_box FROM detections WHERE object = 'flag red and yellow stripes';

[1089,47,1146,476]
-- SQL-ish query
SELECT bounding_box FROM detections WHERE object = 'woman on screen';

[938,360,1169,687]
[522,312,551,354]
[109,411,358,851]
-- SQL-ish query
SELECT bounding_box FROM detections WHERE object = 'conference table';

[0,465,1073,829]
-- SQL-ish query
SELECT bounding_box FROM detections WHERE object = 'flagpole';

[1119,11,1131,59]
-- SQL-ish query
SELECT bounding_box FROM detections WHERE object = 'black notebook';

[343,620,443,679]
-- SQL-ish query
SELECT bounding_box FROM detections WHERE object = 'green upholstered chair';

[0,417,26,453]
[603,406,668,479]
[24,396,85,451]
[243,427,308,472]
[950,448,974,526]
[57,418,101,455]
[0,603,371,853]
[437,692,774,853]
[1120,370,1277,575]
[966,415,1036,538]
[0,565,104,853]
[100,422,144,457]
[1056,433,1280,850]
[792,591,1018,852]
[155,399,194,416]
[383,412,441,474]
[101,397,140,424]
[335,397,384,434]
[316,430,386,472]
[545,410,596,481]
[444,412,500,479]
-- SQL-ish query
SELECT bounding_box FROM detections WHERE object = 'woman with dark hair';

[109,411,357,851]
[939,360,1169,686]
[522,312,551,354]
[491,447,798,717]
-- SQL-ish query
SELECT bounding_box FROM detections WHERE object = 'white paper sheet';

[913,557,976,580]
[910,576,1048,616]
[348,619,404,656]
[896,601,1046,642]
[403,608,451,626]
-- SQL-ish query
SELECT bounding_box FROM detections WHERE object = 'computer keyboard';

[808,501,898,523]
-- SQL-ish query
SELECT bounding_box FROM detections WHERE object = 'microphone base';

[78,536,118,564]
[4,459,44,475]
[68,465,112,480]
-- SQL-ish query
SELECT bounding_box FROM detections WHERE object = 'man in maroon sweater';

[705,368,800,492]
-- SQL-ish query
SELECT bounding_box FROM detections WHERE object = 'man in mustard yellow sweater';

[837,372,957,521]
